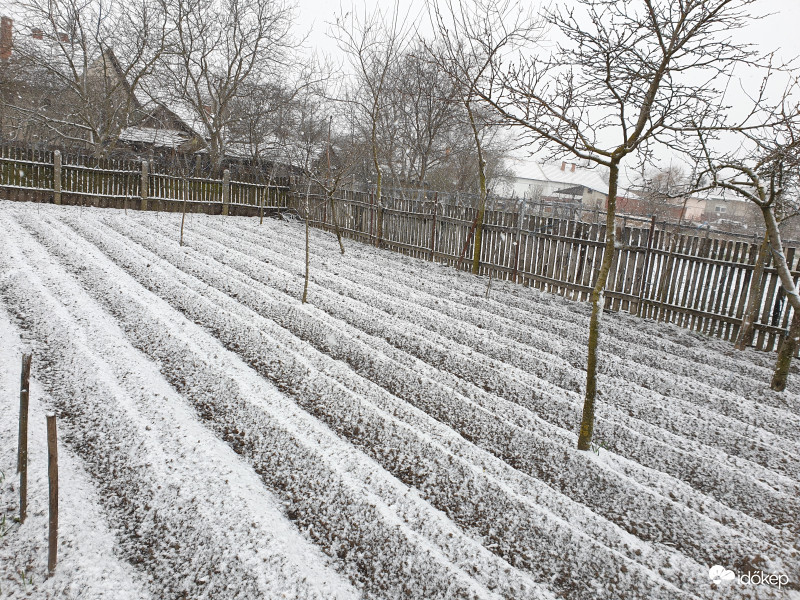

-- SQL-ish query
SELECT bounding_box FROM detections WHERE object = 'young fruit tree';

[315,115,370,255]
[694,106,800,390]
[436,0,767,450]
[330,2,412,248]
[430,0,530,274]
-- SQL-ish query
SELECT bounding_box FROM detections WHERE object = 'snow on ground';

[0,308,151,600]
[0,200,798,600]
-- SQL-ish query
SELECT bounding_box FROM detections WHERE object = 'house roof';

[692,187,751,203]
[118,126,191,149]
[137,96,209,140]
[511,159,608,194]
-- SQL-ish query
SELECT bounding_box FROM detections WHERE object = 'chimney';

[58,32,69,43]
[31,27,43,40]
[1,17,12,60]
[571,163,576,172]
[561,161,566,171]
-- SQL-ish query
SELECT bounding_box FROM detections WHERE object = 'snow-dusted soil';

[0,201,797,600]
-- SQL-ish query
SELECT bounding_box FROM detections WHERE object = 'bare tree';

[3,0,169,156]
[694,105,800,390]
[275,81,339,303]
[430,0,527,274]
[330,2,412,247]
[155,0,297,174]
[316,116,371,254]
[437,0,766,450]
[635,165,693,223]
[384,40,462,196]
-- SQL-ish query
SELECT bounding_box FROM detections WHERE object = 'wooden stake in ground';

[47,413,58,577]
[18,353,32,523]
[180,178,188,246]
[259,184,266,225]
[302,179,312,304]
[53,150,62,206]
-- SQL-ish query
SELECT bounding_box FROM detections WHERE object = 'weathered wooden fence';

[0,144,288,213]
[3,143,798,355]
[292,189,800,354]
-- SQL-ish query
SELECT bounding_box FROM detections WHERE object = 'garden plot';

[0,201,798,600]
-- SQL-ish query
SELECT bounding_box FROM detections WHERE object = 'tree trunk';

[179,178,188,246]
[577,162,619,451]
[735,233,770,350]
[302,179,312,304]
[372,123,384,248]
[375,170,384,248]
[760,205,800,313]
[467,101,487,275]
[757,204,800,391]
[771,310,800,391]
[329,193,345,254]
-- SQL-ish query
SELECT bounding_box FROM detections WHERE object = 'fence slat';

[3,143,798,356]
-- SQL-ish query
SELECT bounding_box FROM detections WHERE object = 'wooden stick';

[428,193,438,262]
[47,414,58,577]
[18,353,32,523]
[180,178,188,246]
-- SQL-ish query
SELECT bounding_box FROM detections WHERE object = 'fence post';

[47,414,58,577]
[180,178,188,246]
[634,215,657,316]
[140,160,149,211]
[53,151,62,205]
[259,182,266,225]
[511,207,526,283]
[222,169,231,216]
[369,190,375,242]
[429,193,438,261]
[17,353,32,523]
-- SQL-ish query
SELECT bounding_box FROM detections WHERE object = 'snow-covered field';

[0,201,797,600]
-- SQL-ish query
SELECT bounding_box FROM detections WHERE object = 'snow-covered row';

[57,208,800,597]
[28,208,715,600]
[160,215,800,522]
[2,203,798,600]
[215,215,799,415]
[2,212,538,600]
[0,221,361,600]
[0,311,152,600]
[193,216,800,458]
[218,214,795,410]
[104,213,800,568]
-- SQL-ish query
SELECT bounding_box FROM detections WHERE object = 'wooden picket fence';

[293,189,800,354]
[0,144,288,209]
[2,142,798,355]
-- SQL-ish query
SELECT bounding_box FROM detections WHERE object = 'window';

[715,205,726,214]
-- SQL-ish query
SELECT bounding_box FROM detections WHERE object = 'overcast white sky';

[295,0,800,183]
[296,0,800,66]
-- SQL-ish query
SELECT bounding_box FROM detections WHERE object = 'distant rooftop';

[118,126,191,149]
[511,159,608,194]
